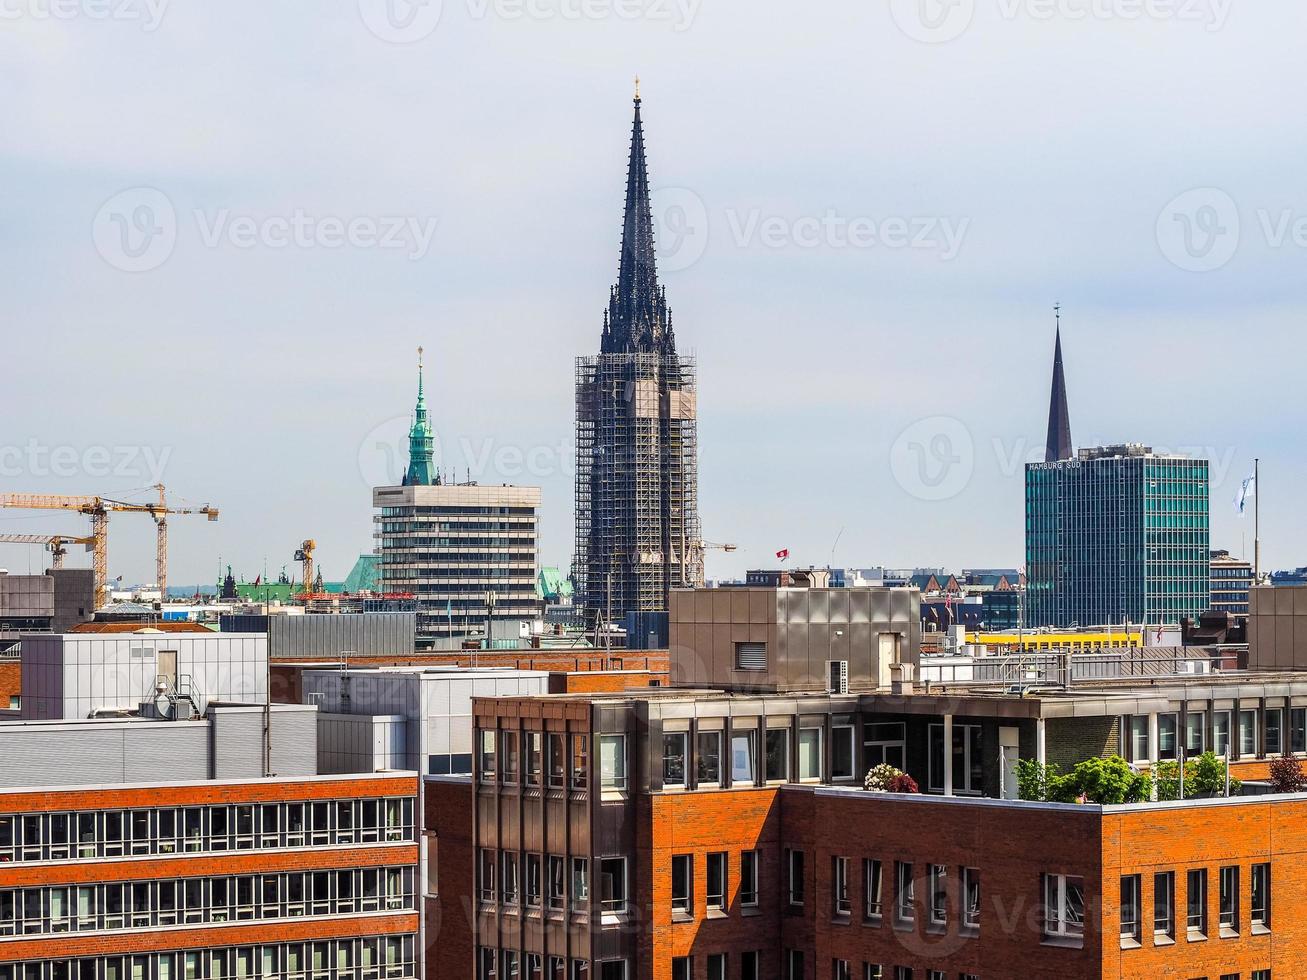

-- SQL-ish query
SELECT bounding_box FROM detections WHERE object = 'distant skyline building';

[375,356,540,647]
[573,87,701,626]
[1026,444,1211,627]
[1210,549,1253,617]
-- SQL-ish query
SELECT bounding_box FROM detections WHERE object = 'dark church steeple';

[601,77,674,356]
[1045,304,1074,463]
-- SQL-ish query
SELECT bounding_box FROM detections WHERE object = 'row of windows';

[379,506,535,516]
[786,954,978,980]
[0,937,416,980]
[1123,707,1307,762]
[785,851,980,935]
[476,951,620,980]
[479,731,591,790]
[0,798,415,864]
[1118,864,1271,948]
[0,867,414,937]
[478,850,594,914]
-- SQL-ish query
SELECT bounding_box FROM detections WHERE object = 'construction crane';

[0,484,218,608]
[687,539,738,589]
[0,533,97,568]
[294,539,315,596]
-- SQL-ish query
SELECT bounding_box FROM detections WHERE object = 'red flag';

[775,549,789,560]
[253,575,261,586]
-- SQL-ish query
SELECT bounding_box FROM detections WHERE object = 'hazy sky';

[3,0,1304,586]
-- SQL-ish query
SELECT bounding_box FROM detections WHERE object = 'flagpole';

[1254,457,1260,583]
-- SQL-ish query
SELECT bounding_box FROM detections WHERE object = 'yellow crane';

[0,484,218,608]
[294,539,315,595]
[0,533,97,568]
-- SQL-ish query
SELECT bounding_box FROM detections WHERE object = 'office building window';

[832,856,850,916]
[928,865,947,926]
[893,969,912,980]
[1158,714,1178,761]
[548,733,566,789]
[1252,863,1270,931]
[832,725,855,781]
[501,851,519,906]
[787,951,804,980]
[740,850,759,907]
[479,849,496,903]
[671,855,693,916]
[1213,711,1231,756]
[928,723,984,794]
[895,862,914,923]
[706,954,726,980]
[598,858,626,914]
[697,729,723,785]
[732,730,757,784]
[663,732,688,788]
[1185,711,1206,754]
[1042,874,1084,942]
[524,854,542,909]
[863,723,905,771]
[741,954,760,980]
[479,730,497,782]
[1266,711,1283,756]
[864,859,882,919]
[501,732,519,785]
[1154,872,1174,940]
[1129,717,1150,762]
[571,858,588,908]
[1240,710,1258,757]
[962,867,980,930]
[863,967,882,980]
[597,962,625,980]
[799,727,823,781]
[503,952,519,980]
[1187,868,1207,937]
[1292,708,1307,754]
[706,852,727,911]
[478,948,497,980]
[569,734,588,790]
[671,959,690,980]
[547,856,564,911]
[1220,866,1239,935]
[526,732,543,787]
[788,849,805,907]
[832,961,851,980]
[766,728,790,782]
[598,735,626,790]
[1119,875,1141,946]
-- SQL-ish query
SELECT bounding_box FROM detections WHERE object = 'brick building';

[424,583,1307,979]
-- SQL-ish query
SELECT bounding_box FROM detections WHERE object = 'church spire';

[603,80,672,355]
[1044,304,1073,463]
[403,345,438,486]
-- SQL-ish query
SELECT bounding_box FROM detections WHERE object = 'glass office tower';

[1025,445,1210,627]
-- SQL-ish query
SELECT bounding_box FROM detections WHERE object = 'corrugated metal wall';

[262,613,416,659]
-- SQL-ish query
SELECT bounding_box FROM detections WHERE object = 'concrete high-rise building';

[1210,549,1254,617]
[573,87,701,628]
[374,355,541,649]
[1025,444,1211,627]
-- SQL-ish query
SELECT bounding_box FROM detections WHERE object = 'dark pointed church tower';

[1045,305,1073,463]
[574,82,701,628]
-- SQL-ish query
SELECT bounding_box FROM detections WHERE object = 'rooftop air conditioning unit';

[827,660,849,695]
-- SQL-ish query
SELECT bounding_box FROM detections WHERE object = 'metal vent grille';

[735,642,767,671]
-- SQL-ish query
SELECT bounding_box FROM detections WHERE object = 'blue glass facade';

[1025,447,1210,627]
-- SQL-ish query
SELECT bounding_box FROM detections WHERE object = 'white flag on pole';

[1235,473,1256,515]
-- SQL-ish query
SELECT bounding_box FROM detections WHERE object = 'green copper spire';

[403,345,438,486]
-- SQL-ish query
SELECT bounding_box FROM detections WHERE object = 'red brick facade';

[426,777,475,980]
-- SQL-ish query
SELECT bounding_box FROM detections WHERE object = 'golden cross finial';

[417,345,424,368]
[634,75,641,101]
